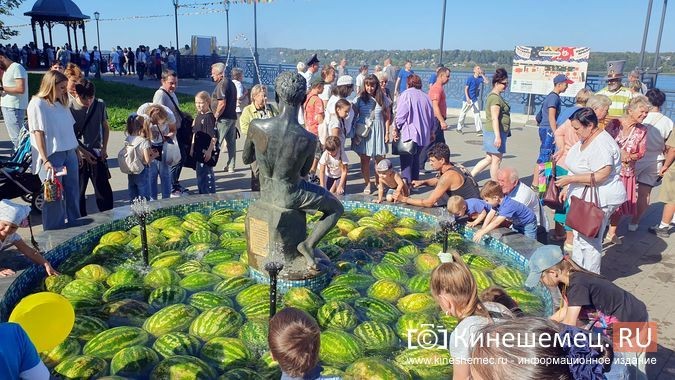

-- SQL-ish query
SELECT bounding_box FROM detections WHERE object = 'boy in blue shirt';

[447,195,491,228]
[473,180,537,242]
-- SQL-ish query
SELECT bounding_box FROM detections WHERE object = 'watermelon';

[397,244,421,257]
[414,254,441,273]
[150,215,183,229]
[357,216,385,229]
[319,329,364,367]
[45,274,74,293]
[318,244,343,260]
[212,261,249,278]
[353,321,399,353]
[393,227,422,240]
[371,263,408,284]
[505,287,544,314]
[470,268,494,291]
[128,234,165,251]
[354,297,401,324]
[104,299,150,327]
[438,313,459,331]
[397,293,438,314]
[396,312,438,341]
[60,279,106,301]
[189,306,243,341]
[241,301,271,319]
[179,272,222,292]
[463,254,496,270]
[152,332,202,359]
[150,355,217,380]
[106,268,142,287]
[219,238,247,252]
[336,261,358,274]
[407,274,431,293]
[185,243,213,255]
[283,287,323,315]
[100,230,133,245]
[202,249,238,266]
[144,268,181,288]
[83,326,149,359]
[143,304,200,337]
[150,252,185,269]
[331,273,375,290]
[53,355,108,379]
[148,286,188,310]
[188,291,233,311]
[163,237,189,251]
[70,315,108,340]
[372,209,397,225]
[395,348,453,379]
[423,242,443,255]
[213,276,255,297]
[238,319,269,352]
[320,285,361,303]
[381,252,409,267]
[235,284,270,307]
[200,337,252,372]
[359,235,386,249]
[397,217,419,228]
[221,368,264,380]
[336,218,358,234]
[219,222,245,233]
[103,284,149,303]
[161,225,188,239]
[182,220,213,233]
[208,214,233,226]
[367,279,406,303]
[189,230,219,245]
[175,260,211,277]
[330,236,351,247]
[184,211,209,223]
[317,301,358,330]
[75,264,111,282]
[344,358,411,380]
[40,337,81,367]
[110,345,159,377]
[347,226,377,241]
[491,265,525,288]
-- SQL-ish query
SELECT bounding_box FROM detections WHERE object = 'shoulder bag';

[162,89,194,154]
[157,126,182,167]
[565,173,605,238]
[392,124,418,156]
[354,99,376,138]
[543,161,564,211]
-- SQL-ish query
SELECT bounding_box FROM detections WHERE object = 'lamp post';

[439,0,447,65]
[94,12,101,79]
[253,1,260,84]
[225,1,230,54]
[172,0,179,53]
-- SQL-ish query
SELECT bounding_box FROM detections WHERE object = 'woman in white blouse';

[27,70,80,230]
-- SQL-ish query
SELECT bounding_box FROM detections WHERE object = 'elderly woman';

[556,108,626,273]
[137,103,176,200]
[27,70,80,230]
[231,68,245,115]
[239,84,277,191]
[394,74,434,184]
[603,96,649,243]
[471,68,510,181]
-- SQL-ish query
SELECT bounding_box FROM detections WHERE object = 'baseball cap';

[553,74,574,85]
[336,75,353,86]
[376,159,392,172]
[524,245,564,288]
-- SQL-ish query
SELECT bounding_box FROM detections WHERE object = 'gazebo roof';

[24,0,90,22]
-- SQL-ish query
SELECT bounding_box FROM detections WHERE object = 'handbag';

[162,88,194,156]
[354,100,375,138]
[43,169,63,203]
[543,162,564,211]
[158,127,182,167]
[566,173,605,238]
[392,128,418,156]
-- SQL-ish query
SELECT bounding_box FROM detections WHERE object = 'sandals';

[363,184,372,195]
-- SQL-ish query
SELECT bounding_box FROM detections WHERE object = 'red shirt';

[303,93,324,136]
[428,82,447,119]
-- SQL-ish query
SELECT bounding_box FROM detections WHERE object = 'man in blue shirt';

[428,63,445,86]
[0,323,49,379]
[456,65,488,134]
[394,60,413,99]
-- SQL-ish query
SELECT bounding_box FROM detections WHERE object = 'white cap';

[0,199,31,226]
[336,75,353,86]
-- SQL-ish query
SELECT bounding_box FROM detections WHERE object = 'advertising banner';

[511,46,590,97]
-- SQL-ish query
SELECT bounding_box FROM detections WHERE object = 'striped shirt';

[597,86,633,118]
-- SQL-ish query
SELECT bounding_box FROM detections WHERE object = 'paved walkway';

[0,74,673,378]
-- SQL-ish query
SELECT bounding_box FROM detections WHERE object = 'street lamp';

[94,11,101,79]
[224,1,230,54]
[439,0,447,65]
[172,0,179,51]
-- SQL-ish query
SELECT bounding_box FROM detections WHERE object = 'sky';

[2,0,673,53]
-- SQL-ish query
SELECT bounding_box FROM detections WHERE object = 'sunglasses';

[500,81,508,86]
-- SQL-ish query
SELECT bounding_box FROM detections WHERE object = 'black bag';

[162,89,194,157]
[191,131,220,167]
[392,137,419,156]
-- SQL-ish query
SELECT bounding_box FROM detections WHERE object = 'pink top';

[605,119,648,177]
[553,120,579,170]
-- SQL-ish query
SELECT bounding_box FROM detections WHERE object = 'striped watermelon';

[150,252,185,269]
[235,284,270,307]
[381,252,409,267]
[491,265,525,288]
[238,319,269,352]
[103,284,149,303]
[200,337,251,372]
[330,236,351,247]
[44,274,73,293]
[344,358,411,380]
[463,254,496,270]
[407,274,431,293]
[106,268,142,287]
[347,226,377,241]
[150,355,217,380]
[397,244,421,257]
[152,332,202,359]
[241,301,271,319]
[372,209,397,225]
[60,279,106,302]
[211,261,249,278]
[371,263,409,284]
[40,337,81,367]
[150,215,183,229]
[213,276,255,297]
[189,230,219,245]
[104,299,150,327]
[148,286,188,311]
[360,235,386,249]
[396,293,438,314]
[208,213,232,226]
[202,249,238,266]
[319,329,364,367]
[163,237,189,251]
[414,254,441,273]
[188,291,233,311]
[143,304,200,337]
[438,313,459,331]
[179,272,222,292]
[144,267,181,288]
[219,237,247,252]
[336,218,358,234]
[470,268,494,291]
[395,312,438,341]
[395,348,453,379]
[100,230,133,245]
[354,297,401,324]
[505,287,544,314]
[219,222,245,233]
[318,244,343,260]
[256,351,281,379]
[161,225,188,239]
[75,264,111,282]
[283,287,323,316]
[423,242,443,255]
[189,306,243,341]
[398,217,419,228]
[320,285,361,303]
[393,227,422,240]
[128,234,165,251]
[184,211,209,223]
[317,300,358,330]
[110,345,159,377]
[182,219,213,233]
[222,368,265,380]
[331,273,375,290]
[70,315,108,340]
[353,321,399,353]
[53,355,108,379]
[175,260,211,277]
[367,279,406,303]
[83,326,149,359]
[357,216,385,229]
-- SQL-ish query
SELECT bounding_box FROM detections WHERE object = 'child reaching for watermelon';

[473,180,537,242]
[268,307,339,380]
[446,195,491,228]
[0,199,58,277]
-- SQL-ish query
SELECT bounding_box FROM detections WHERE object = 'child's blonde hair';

[430,253,490,320]
[268,307,321,378]
[195,90,211,111]
[447,195,467,215]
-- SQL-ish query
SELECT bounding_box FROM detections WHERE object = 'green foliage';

[0,0,23,40]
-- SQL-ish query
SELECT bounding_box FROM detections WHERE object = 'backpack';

[118,138,145,175]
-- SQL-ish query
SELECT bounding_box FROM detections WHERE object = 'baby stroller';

[0,126,43,212]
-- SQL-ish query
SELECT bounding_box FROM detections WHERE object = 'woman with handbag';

[352,74,391,194]
[393,74,434,185]
[555,108,626,274]
[137,103,176,200]
[27,70,81,230]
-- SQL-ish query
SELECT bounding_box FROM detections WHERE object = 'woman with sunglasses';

[471,68,510,181]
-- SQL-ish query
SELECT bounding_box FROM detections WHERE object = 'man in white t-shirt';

[355,65,368,95]
[303,54,320,90]
[0,49,29,149]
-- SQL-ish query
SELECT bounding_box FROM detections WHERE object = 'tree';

[0,0,24,40]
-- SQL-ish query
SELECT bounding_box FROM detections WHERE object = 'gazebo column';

[81,22,87,48]
[48,22,53,46]
[30,19,38,47]
[39,21,46,48]
[66,23,72,48]
[73,24,79,52]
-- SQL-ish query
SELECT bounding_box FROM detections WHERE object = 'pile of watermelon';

[32,206,544,379]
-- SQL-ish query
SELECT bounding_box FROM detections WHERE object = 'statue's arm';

[299,139,317,177]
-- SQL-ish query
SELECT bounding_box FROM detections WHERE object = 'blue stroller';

[0,127,43,212]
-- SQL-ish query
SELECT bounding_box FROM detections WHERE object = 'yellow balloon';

[9,292,75,352]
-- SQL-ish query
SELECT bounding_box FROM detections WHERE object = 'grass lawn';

[27,73,196,131]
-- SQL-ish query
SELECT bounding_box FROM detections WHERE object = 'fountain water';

[130,197,151,267]
[224,33,262,84]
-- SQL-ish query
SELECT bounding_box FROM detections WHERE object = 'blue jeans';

[196,162,216,194]
[148,159,172,199]
[128,167,151,201]
[1,107,25,149]
[537,127,556,164]
[217,119,237,170]
[42,149,81,230]
[514,221,538,239]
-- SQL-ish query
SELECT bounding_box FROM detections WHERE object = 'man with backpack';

[531,74,572,190]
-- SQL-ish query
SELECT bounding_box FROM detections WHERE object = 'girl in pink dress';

[604,96,650,243]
